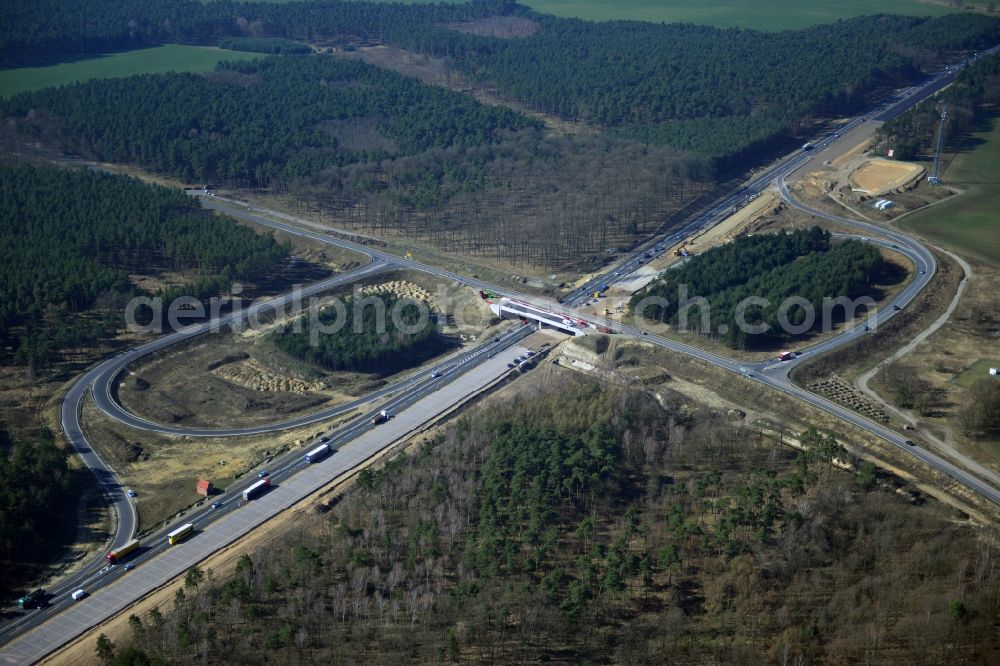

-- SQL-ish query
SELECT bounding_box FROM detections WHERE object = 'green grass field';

[0,45,261,98]
[520,0,952,29]
[901,115,1000,267]
[343,0,954,30]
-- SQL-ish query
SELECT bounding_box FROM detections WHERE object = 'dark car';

[259,470,270,479]
[905,440,916,447]
[893,305,901,311]
[211,501,224,510]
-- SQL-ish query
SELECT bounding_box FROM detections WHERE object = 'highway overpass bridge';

[489,297,590,336]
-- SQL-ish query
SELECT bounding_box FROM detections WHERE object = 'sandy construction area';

[609,190,781,296]
[849,158,924,195]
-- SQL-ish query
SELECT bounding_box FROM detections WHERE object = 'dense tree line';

[876,51,1000,160]
[631,227,884,348]
[426,13,1000,166]
[4,1,997,169]
[617,111,795,165]
[218,37,311,55]
[99,377,1000,663]
[1,57,536,186]
[0,424,80,601]
[273,292,450,375]
[468,421,620,591]
[0,0,522,66]
[0,165,290,367]
[2,55,709,269]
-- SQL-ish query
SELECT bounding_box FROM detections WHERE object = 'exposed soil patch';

[849,158,924,195]
[793,149,955,224]
[213,356,327,394]
[118,333,335,429]
[337,45,592,135]
[609,190,782,296]
[117,272,499,430]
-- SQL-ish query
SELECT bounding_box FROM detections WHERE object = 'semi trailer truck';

[106,538,140,564]
[243,477,271,501]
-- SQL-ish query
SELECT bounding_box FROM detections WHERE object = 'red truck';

[106,538,140,564]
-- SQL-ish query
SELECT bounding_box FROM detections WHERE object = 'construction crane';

[928,105,948,185]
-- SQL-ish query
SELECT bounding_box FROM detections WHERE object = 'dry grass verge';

[792,248,962,385]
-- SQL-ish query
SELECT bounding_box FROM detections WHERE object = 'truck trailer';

[106,538,140,564]
[243,477,271,501]
[167,523,194,546]
[304,443,331,464]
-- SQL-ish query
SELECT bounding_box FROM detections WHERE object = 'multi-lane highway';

[3,46,999,663]
[0,329,539,664]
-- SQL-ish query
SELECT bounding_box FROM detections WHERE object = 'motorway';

[0,329,539,664]
[3,47,999,663]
